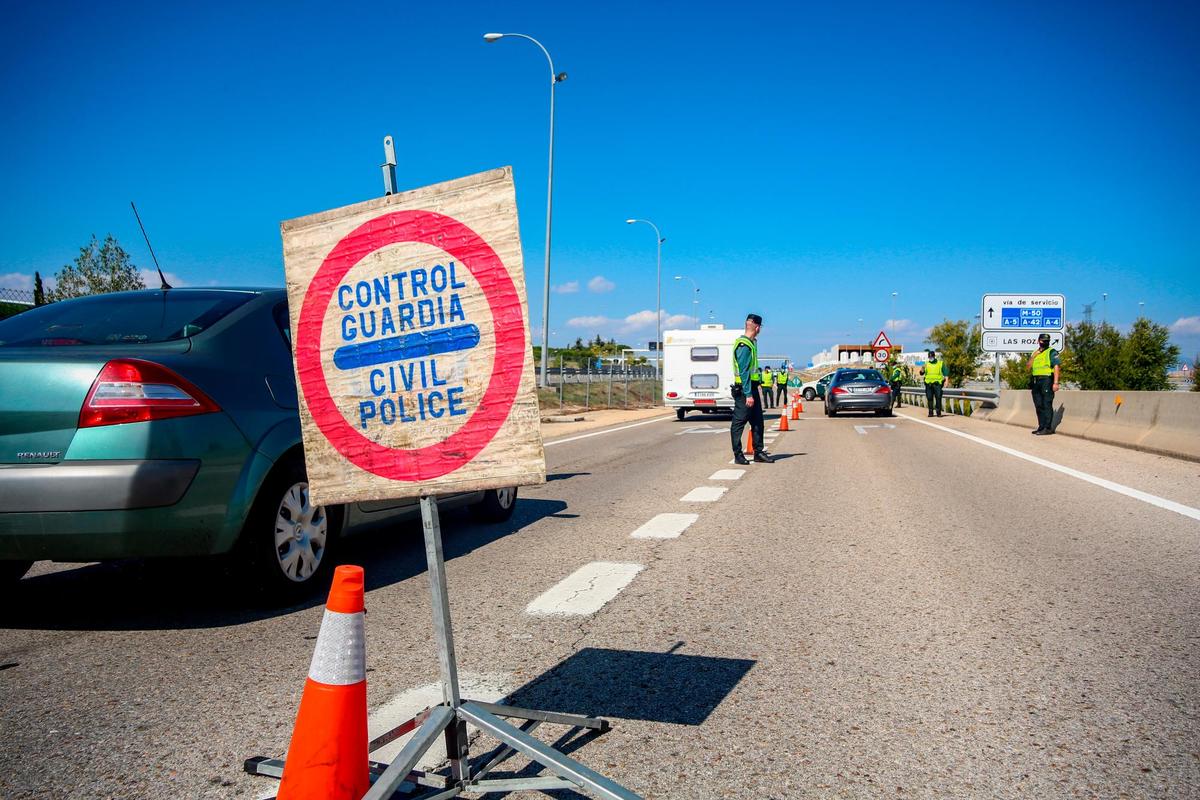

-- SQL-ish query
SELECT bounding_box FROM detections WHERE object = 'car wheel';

[472,487,518,523]
[242,458,341,602]
[0,560,32,586]
[828,405,838,417]
[875,409,890,417]
[676,408,686,421]
[803,388,815,401]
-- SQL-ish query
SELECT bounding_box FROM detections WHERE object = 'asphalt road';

[1,404,1198,799]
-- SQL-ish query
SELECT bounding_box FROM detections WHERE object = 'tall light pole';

[484,32,566,388]
[891,291,898,339]
[674,274,699,326]
[626,218,664,378]
[1102,292,1108,324]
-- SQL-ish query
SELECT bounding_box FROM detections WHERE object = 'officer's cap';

[1038,333,1051,343]
[746,313,763,325]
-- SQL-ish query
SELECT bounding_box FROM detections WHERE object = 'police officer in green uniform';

[1027,332,1061,435]
[890,362,904,408]
[761,366,775,408]
[776,365,789,405]
[921,350,946,417]
[730,313,772,465]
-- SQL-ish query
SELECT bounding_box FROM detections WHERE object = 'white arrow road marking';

[631,513,700,539]
[526,562,644,616]
[854,423,897,435]
[675,425,727,435]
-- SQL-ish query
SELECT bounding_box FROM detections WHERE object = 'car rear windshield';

[0,291,255,347]
[836,370,884,383]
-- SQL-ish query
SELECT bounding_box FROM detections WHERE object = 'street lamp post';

[484,32,565,389]
[891,291,898,338]
[674,274,699,326]
[626,218,664,378]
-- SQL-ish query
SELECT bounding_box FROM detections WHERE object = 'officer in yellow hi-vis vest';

[775,365,789,405]
[761,366,775,408]
[1027,332,1061,435]
[730,313,772,465]
[920,350,947,417]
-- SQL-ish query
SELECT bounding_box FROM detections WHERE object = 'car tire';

[0,560,32,586]
[875,409,891,417]
[240,458,342,603]
[676,408,687,421]
[803,388,815,401]
[471,487,518,523]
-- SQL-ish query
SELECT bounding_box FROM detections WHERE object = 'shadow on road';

[503,645,756,726]
[0,498,568,632]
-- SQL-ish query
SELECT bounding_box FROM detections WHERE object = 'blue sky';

[2,0,1198,363]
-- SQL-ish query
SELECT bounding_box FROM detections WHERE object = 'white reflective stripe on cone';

[308,609,366,686]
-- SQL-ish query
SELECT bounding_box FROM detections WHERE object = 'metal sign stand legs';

[362,497,641,800]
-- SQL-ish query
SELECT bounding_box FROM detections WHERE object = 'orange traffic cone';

[278,566,369,800]
[798,399,804,414]
[779,411,789,431]
[745,427,754,456]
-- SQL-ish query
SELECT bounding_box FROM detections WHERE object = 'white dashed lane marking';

[525,562,644,616]
[368,674,513,767]
[709,469,745,480]
[630,513,700,539]
[681,487,727,502]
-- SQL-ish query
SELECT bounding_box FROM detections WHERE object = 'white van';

[662,325,741,420]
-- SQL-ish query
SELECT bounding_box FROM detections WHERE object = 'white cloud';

[552,280,580,294]
[566,315,610,329]
[884,318,917,333]
[1169,316,1200,335]
[139,269,187,288]
[566,309,692,336]
[0,272,35,291]
[587,275,616,293]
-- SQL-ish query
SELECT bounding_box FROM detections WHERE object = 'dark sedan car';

[824,368,894,416]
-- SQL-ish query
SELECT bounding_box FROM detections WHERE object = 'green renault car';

[0,288,517,599]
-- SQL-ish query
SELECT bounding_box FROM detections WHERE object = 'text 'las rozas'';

[333,262,476,431]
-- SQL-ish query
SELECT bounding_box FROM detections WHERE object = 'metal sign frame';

[980,293,1065,353]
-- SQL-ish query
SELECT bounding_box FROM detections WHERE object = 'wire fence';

[0,287,35,305]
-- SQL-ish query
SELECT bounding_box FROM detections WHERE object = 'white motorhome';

[662,325,741,420]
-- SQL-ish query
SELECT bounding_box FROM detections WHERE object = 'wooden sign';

[282,167,545,506]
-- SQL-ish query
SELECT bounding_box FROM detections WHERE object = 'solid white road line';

[681,486,728,502]
[368,674,513,766]
[709,469,746,480]
[543,415,673,447]
[526,562,644,616]
[630,513,700,539]
[901,414,1200,522]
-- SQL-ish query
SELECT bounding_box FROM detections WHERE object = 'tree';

[1122,318,1178,391]
[49,235,144,301]
[33,272,45,306]
[1000,356,1031,390]
[1192,354,1200,392]
[926,319,982,387]
[1062,321,1124,389]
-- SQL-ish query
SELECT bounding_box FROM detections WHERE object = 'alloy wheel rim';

[495,487,516,508]
[273,482,327,582]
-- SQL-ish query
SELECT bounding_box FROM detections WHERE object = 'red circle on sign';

[295,210,526,482]
[874,348,889,362]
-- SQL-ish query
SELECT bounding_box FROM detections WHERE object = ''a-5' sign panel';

[282,167,545,506]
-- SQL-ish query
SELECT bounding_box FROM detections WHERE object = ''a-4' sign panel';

[282,167,546,506]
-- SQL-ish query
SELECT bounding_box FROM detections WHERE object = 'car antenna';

[130,201,172,290]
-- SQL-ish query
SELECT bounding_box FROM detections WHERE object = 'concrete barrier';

[982,389,1200,462]
[1138,392,1200,461]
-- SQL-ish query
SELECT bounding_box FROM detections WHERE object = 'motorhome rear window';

[691,346,719,361]
[691,374,720,389]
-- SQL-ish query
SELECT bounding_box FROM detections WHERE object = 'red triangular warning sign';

[872,331,892,349]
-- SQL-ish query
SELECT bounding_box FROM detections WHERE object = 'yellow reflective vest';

[1031,348,1055,376]
[733,336,759,384]
[924,359,944,384]
[776,371,787,386]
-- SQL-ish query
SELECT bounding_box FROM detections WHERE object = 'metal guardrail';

[900,385,1000,414]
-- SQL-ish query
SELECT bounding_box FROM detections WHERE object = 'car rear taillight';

[875,385,891,394]
[830,386,848,395]
[666,391,679,399]
[79,359,220,428]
